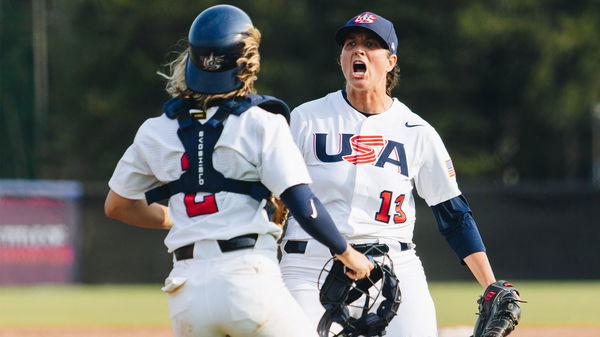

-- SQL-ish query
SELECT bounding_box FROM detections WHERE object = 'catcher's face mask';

[317,244,401,337]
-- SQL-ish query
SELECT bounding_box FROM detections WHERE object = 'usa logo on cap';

[335,11,398,55]
[354,13,378,24]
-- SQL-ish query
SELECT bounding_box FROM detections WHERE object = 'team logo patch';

[198,52,225,71]
[446,159,456,177]
[354,13,377,24]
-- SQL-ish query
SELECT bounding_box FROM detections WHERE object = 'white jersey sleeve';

[215,106,312,197]
[108,143,153,200]
[413,128,461,206]
[108,115,179,200]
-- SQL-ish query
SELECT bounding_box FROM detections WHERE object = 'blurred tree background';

[2,0,600,185]
[3,0,600,283]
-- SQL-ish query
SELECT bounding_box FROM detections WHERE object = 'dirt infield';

[1,326,599,337]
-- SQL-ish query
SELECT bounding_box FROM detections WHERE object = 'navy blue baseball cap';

[335,12,398,55]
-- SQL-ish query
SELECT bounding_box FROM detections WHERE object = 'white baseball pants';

[163,234,318,337]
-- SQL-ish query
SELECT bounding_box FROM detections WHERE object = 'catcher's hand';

[268,196,289,227]
[472,280,525,337]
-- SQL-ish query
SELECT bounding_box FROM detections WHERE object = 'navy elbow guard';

[431,195,485,260]
[280,184,347,255]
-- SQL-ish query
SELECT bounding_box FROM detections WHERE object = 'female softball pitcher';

[104,5,372,337]
[280,11,500,336]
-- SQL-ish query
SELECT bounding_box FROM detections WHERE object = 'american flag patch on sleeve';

[446,159,456,177]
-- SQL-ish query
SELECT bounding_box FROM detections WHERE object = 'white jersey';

[284,90,460,243]
[109,105,312,252]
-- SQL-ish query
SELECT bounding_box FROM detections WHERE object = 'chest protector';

[145,94,290,205]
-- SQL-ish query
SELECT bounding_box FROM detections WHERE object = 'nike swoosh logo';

[405,122,423,128]
[309,199,318,219]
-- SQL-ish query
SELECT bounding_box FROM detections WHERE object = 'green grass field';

[0,281,598,327]
[429,280,600,326]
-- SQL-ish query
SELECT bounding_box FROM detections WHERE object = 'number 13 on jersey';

[375,190,407,224]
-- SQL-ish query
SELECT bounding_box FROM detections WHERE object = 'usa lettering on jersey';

[343,135,384,164]
[313,133,408,176]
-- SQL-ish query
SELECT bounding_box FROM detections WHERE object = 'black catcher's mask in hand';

[317,244,401,337]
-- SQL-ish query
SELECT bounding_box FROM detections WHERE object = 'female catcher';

[104,5,372,337]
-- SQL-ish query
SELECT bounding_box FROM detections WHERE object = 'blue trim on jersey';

[280,184,348,255]
[431,194,486,262]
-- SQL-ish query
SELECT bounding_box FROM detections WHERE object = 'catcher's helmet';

[185,5,252,94]
[317,244,401,337]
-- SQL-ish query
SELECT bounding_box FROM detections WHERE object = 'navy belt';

[283,240,410,254]
[174,234,259,261]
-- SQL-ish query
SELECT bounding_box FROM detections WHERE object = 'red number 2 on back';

[180,154,219,217]
[184,194,218,217]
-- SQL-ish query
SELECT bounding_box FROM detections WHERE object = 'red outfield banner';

[0,180,82,285]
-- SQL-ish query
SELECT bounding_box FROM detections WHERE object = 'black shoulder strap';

[162,97,196,119]
[210,94,291,123]
[160,94,290,121]
[145,96,275,205]
[247,94,291,123]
